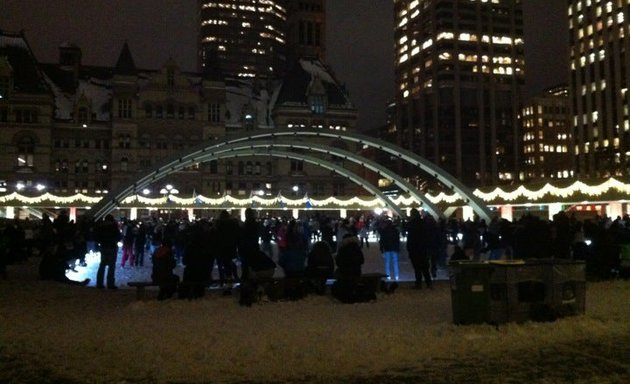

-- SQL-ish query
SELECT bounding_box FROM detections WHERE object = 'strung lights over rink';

[2,177,630,209]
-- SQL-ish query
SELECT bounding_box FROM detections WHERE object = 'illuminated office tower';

[569,0,629,178]
[393,0,525,187]
[198,0,288,78]
[521,86,573,181]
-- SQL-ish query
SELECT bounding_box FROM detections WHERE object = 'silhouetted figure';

[406,208,433,289]
[152,238,179,300]
[332,234,371,303]
[305,241,334,294]
[95,214,121,289]
[216,210,240,293]
[238,208,260,280]
[378,219,400,281]
[181,221,215,299]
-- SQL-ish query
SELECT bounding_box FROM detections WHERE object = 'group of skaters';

[1,208,628,295]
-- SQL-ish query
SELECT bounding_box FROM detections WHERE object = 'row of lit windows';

[397,33,523,65]
[201,1,286,20]
[575,137,623,154]
[572,13,626,35]
[523,118,569,129]
[569,0,624,17]
[286,123,348,131]
[472,65,519,75]
[398,0,502,22]
[523,105,569,117]
[524,144,569,154]
[202,19,228,26]
[578,80,608,96]
[54,159,109,173]
[521,170,574,179]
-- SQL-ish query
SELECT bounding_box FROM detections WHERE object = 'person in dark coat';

[305,241,334,294]
[151,238,179,300]
[180,220,215,299]
[378,218,400,281]
[238,208,260,280]
[335,233,364,279]
[332,233,368,303]
[278,219,307,278]
[95,214,121,289]
[215,210,240,294]
[406,208,433,289]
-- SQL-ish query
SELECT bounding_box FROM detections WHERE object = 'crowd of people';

[1,208,629,299]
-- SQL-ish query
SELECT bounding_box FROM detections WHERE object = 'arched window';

[226,161,233,175]
[145,104,153,118]
[238,161,245,175]
[120,157,128,172]
[245,161,253,175]
[78,107,89,124]
[17,136,35,168]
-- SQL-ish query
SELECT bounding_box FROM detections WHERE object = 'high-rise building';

[198,0,288,79]
[569,0,629,178]
[392,0,525,187]
[521,86,573,181]
[285,1,326,63]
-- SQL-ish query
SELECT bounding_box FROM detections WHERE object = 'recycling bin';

[449,261,492,325]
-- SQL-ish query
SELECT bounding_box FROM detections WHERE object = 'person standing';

[151,238,179,300]
[406,208,432,289]
[215,210,240,292]
[238,208,261,280]
[378,218,400,281]
[95,214,121,289]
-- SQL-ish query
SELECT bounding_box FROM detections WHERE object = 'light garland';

[1,178,630,209]
[471,177,630,202]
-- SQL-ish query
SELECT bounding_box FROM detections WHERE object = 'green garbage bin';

[449,261,492,325]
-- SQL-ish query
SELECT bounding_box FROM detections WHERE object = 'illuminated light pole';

[159,184,179,220]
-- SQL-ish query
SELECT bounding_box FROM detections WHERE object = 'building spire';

[114,40,137,75]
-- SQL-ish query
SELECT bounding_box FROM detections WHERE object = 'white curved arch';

[91,148,404,218]
[199,140,443,218]
[90,129,491,221]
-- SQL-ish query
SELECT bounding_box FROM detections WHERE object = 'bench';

[127,281,157,300]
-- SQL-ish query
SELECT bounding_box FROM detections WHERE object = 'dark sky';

[1,0,567,130]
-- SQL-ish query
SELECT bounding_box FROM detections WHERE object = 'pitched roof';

[0,30,50,94]
[274,58,354,108]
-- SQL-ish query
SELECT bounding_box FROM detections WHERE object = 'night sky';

[1,0,567,130]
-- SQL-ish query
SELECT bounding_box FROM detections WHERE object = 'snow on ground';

[1,245,629,383]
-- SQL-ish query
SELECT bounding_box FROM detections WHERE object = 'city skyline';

[1,0,567,131]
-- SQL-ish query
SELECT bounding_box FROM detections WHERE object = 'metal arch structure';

[92,148,404,218]
[218,129,493,222]
[89,139,442,219]
[197,140,444,218]
[90,129,491,221]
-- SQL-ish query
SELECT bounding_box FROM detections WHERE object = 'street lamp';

[292,185,299,196]
[159,184,179,220]
[159,184,179,197]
